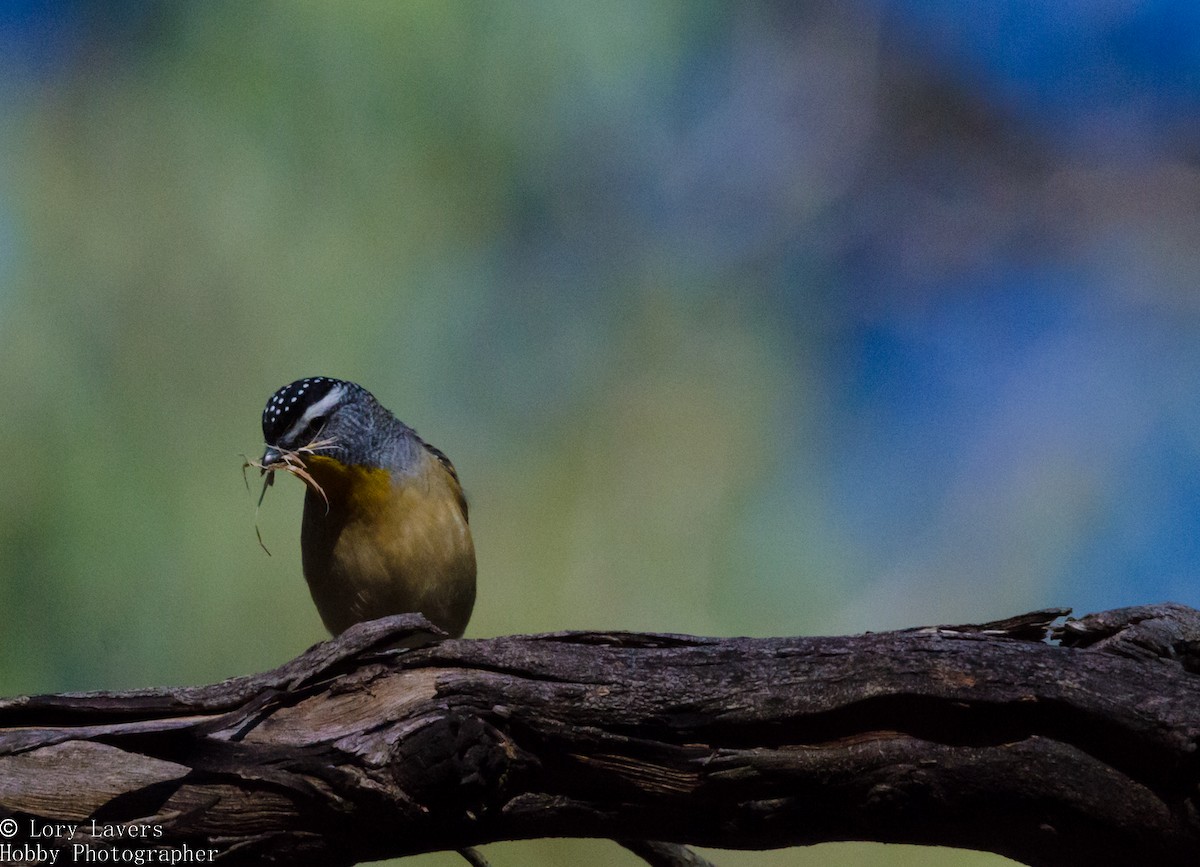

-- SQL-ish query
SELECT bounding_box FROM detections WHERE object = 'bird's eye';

[310,415,329,434]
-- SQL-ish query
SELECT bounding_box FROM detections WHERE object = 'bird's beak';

[260,445,286,469]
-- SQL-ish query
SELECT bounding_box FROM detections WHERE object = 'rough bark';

[1,604,1199,866]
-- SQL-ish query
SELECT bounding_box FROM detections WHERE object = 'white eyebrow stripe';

[281,384,345,443]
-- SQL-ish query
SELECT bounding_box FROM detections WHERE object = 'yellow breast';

[297,451,476,637]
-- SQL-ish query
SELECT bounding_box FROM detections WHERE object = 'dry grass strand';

[241,435,338,554]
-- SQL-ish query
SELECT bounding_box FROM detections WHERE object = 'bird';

[257,376,476,637]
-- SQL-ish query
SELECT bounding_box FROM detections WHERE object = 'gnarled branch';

[2,605,1199,866]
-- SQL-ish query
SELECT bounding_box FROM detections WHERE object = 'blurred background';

[2,1,1199,865]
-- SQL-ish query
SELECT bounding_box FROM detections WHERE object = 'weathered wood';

[1,606,1199,866]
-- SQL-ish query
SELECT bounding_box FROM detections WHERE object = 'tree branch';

[2,606,1199,866]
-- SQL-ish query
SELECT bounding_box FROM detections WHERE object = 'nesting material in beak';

[242,436,337,554]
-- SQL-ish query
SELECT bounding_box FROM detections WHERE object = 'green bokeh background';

[9,2,1196,864]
